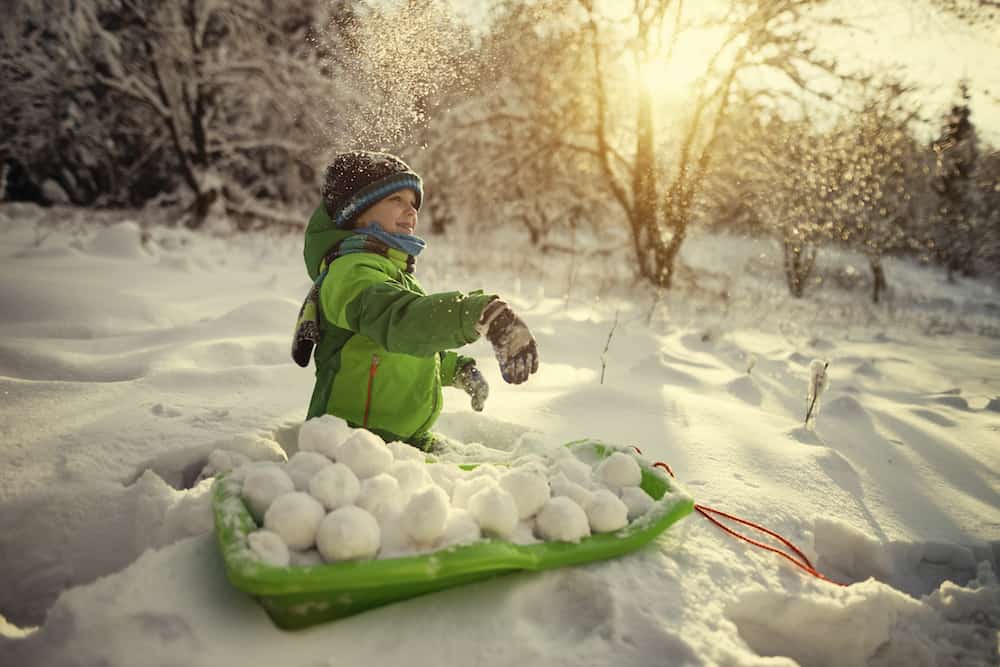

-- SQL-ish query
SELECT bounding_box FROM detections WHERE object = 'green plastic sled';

[212,439,693,630]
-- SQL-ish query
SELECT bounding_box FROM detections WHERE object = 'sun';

[635,24,728,99]
[638,60,701,97]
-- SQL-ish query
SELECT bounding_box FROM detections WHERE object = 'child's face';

[359,188,419,235]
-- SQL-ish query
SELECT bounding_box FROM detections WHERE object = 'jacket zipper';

[363,354,380,428]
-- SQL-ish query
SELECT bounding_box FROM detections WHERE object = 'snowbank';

[1,207,997,666]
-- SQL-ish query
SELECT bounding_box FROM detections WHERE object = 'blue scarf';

[355,223,426,257]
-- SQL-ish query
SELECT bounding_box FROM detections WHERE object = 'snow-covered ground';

[0,202,997,666]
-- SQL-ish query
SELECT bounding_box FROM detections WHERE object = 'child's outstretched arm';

[475,298,539,384]
[323,259,493,356]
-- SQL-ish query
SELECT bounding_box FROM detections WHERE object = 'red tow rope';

[632,447,844,586]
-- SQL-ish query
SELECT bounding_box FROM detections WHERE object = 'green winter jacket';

[303,205,495,448]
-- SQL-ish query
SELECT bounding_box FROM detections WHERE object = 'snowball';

[377,513,412,557]
[536,497,591,543]
[337,429,393,478]
[440,508,481,547]
[467,486,518,539]
[400,486,450,544]
[426,463,461,496]
[298,414,353,460]
[289,549,324,567]
[308,463,361,510]
[285,450,333,491]
[585,489,629,533]
[247,530,290,567]
[549,472,594,508]
[451,475,498,510]
[316,506,380,562]
[356,473,403,518]
[512,519,539,545]
[263,492,325,551]
[241,465,295,522]
[619,486,655,520]
[388,460,434,500]
[555,457,593,486]
[387,440,425,462]
[499,469,550,519]
[595,452,642,488]
[467,463,503,480]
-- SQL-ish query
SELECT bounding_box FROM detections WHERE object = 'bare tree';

[573,0,846,288]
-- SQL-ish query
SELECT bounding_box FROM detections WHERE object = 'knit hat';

[321,151,423,229]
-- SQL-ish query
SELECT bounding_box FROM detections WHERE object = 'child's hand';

[455,362,489,411]
[476,299,539,384]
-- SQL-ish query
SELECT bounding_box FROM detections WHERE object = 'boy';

[292,151,539,450]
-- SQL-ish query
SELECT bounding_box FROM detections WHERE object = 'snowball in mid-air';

[585,489,629,533]
[467,486,518,539]
[263,492,325,551]
[400,485,450,544]
[536,497,591,543]
[285,450,333,491]
[440,508,482,547]
[549,472,594,508]
[387,440,425,462]
[248,529,290,567]
[356,473,403,518]
[316,506,381,562]
[451,475,498,509]
[298,414,353,460]
[619,486,654,520]
[308,462,361,510]
[388,460,434,500]
[595,452,642,488]
[499,469,550,519]
[241,465,295,522]
[337,429,393,478]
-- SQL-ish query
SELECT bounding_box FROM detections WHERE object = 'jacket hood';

[304,204,354,281]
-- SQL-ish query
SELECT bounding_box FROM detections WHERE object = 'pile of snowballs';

[228,416,657,568]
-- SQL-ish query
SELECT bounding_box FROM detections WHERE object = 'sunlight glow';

[635,27,724,100]
[638,60,701,96]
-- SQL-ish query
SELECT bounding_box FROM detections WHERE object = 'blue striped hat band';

[331,173,423,229]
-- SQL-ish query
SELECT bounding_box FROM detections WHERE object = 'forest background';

[2,0,999,301]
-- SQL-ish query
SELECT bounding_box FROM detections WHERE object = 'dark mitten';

[454,362,489,411]
[476,299,539,384]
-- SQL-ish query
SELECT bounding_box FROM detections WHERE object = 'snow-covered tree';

[931,83,982,279]
[407,0,613,247]
[974,149,1000,277]
[2,0,361,226]
[829,80,924,303]
[742,115,838,298]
